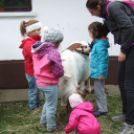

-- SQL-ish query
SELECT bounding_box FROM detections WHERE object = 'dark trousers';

[118,46,134,125]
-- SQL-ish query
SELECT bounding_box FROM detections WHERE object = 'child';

[19,20,41,112]
[32,27,64,132]
[64,93,101,134]
[86,1,134,133]
[79,22,109,117]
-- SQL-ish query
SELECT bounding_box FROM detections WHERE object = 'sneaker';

[47,126,63,133]
[93,110,107,117]
[93,107,98,112]
[40,124,46,128]
[37,102,42,107]
[119,123,134,134]
[111,114,126,122]
[31,108,40,114]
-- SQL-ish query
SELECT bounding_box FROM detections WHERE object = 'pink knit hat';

[69,93,83,108]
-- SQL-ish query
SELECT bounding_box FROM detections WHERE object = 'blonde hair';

[20,19,39,37]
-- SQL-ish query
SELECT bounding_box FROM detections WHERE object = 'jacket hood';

[32,41,53,53]
[19,35,41,49]
[95,39,110,48]
[75,102,94,113]
[32,41,55,59]
[19,38,31,49]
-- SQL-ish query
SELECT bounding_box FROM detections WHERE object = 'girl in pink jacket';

[65,93,101,134]
[32,27,64,133]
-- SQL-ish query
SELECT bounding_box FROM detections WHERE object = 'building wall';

[0,57,119,89]
[0,0,120,89]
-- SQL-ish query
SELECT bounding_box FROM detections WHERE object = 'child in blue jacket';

[77,22,110,117]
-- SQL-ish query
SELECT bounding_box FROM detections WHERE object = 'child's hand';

[84,47,91,52]
[118,51,126,62]
[98,76,104,81]
[75,48,82,52]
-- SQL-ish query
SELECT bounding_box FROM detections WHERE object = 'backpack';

[106,0,134,16]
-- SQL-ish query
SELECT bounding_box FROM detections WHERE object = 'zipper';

[94,61,96,72]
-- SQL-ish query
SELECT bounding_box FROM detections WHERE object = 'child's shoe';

[93,107,98,112]
[118,122,134,134]
[111,114,126,122]
[47,126,63,133]
[40,124,46,128]
[37,102,42,107]
[31,107,40,114]
[93,110,107,117]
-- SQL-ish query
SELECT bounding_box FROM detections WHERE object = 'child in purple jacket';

[32,27,64,133]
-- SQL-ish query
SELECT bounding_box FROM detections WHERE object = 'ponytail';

[20,19,39,37]
[86,0,107,9]
[20,21,26,37]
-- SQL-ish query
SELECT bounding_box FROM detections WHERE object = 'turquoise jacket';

[90,39,110,79]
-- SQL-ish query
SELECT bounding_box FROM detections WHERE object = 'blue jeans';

[38,85,58,131]
[25,74,40,109]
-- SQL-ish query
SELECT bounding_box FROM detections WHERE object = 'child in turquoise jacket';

[90,39,109,80]
[77,22,110,117]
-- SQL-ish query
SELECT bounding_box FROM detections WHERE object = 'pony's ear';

[67,41,88,51]
[67,43,82,51]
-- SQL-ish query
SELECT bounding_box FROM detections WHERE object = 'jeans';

[25,74,40,109]
[38,85,58,131]
[118,46,134,125]
[94,80,108,112]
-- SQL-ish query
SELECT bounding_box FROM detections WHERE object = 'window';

[0,0,32,12]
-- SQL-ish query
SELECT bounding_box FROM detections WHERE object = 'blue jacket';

[90,39,110,79]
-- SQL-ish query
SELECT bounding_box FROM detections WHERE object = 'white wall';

[0,0,120,60]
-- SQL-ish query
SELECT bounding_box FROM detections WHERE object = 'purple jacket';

[32,41,64,86]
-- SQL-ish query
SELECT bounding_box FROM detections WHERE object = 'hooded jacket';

[90,39,110,79]
[19,35,41,76]
[32,41,64,87]
[102,1,134,54]
[65,102,101,134]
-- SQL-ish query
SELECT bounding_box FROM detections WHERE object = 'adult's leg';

[118,61,127,115]
[111,61,126,122]
[124,46,134,125]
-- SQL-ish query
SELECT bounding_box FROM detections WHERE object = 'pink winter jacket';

[32,41,64,86]
[65,102,101,134]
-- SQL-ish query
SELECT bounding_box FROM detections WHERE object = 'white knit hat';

[43,27,64,43]
[26,22,42,33]
[69,93,83,108]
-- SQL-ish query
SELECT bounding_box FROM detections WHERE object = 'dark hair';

[86,0,107,9]
[88,22,109,38]
[53,40,63,48]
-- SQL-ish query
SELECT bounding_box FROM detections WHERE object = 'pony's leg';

[79,82,85,93]
[85,78,91,93]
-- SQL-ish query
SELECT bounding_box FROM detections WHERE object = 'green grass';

[0,94,123,134]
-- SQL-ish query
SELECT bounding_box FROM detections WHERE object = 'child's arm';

[96,44,108,80]
[48,50,64,78]
[76,41,94,53]
[65,113,78,133]
[83,47,91,53]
